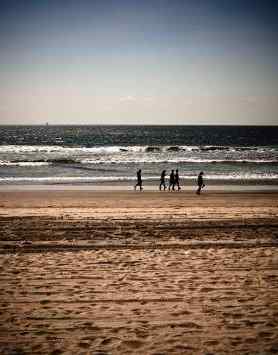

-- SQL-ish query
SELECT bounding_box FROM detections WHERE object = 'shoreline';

[0,183,278,192]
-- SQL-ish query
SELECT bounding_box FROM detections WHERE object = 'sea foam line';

[0,144,277,154]
[1,173,278,183]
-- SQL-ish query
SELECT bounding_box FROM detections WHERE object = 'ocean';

[0,125,278,186]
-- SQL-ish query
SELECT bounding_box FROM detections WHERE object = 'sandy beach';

[0,189,278,354]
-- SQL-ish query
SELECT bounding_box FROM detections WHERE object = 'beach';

[0,188,278,354]
[1,0,278,350]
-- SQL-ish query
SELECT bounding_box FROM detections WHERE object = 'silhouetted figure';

[134,169,143,191]
[196,171,205,195]
[175,169,181,191]
[168,170,175,191]
[159,170,167,191]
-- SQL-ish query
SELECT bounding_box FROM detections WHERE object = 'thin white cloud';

[119,96,156,102]
[119,95,136,102]
[244,96,257,104]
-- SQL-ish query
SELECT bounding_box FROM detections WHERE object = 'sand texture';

[0,190,278,354]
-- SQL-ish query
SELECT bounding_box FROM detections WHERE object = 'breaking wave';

[1,158,277,166]
[0,161,50,167]
[0,144,277,154]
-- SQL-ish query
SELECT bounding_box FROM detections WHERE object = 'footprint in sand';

[204,339,219,346]
[122,339,144,349]
[78,341,91,349]
[50,350,63,355]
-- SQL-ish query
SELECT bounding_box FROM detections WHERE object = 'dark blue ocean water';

[0,125,278,185]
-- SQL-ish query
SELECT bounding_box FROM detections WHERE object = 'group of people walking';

[159,169,180,191]
[134,169,205,194]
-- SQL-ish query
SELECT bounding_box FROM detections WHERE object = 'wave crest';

[1,158,278,166]
[0,144,276,155]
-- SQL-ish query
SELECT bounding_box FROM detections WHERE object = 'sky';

[0,0,278,125]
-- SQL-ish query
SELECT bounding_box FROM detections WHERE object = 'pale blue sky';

[0,0,278,124]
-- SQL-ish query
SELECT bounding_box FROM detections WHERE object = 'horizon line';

[1,124,278,127]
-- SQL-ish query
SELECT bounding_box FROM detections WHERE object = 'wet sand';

[0,190,278,354]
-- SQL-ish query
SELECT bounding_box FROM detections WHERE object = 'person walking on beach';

[168,169,175,191]
[134,169,143,191]
[196,171,205,195]
[159,170,167,191]
[175,169,181,191]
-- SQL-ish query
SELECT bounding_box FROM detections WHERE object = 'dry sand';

[0,190,278,354]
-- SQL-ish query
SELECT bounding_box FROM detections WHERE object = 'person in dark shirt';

[168,170,175,191]
[175,169,181,191]
[159,170,167,190]
[134,169,143,191]
[196,171,205,195]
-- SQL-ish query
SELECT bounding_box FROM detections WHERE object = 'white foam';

[0,144,276,155]
[1,157,277,166]
[0,161,50,167]
[0,173,278,183]
[80,158,278,164]
[0,145,143,154]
